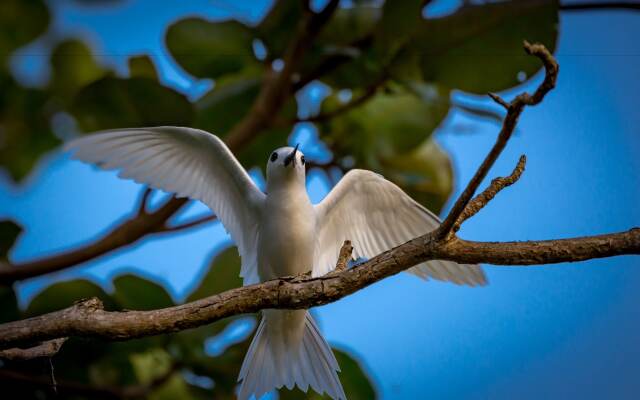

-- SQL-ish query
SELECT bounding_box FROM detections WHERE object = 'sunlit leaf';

[71,76,194,131]
[113,273,174,311]
[167,18,256,79]
[413,0,559,93]
[24,279,115,317]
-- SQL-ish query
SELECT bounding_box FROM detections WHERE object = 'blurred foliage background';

[0,0,560,398]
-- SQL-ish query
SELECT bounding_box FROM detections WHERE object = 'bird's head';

[266,144,306,189]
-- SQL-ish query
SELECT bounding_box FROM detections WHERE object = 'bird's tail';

[237,310,345,400]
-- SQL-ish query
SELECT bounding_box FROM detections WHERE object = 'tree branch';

[0,338,67,361]
[0,228,638,349]
[0,196,189,284]
[438,41,558,239]
[452,154,527,233]
[560,2,640,12]
[224,0,340,151]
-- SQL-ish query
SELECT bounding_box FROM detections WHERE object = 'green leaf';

[71,76,194,131]
[128,55,159,80]
[0,219,21,260]
[333,348,377,400]
[318,6,381,47]
[413,0,559,94]
[257,0,305,58]
[0,76,60,182]
[50,39,105,101]
[324,83,450,166]
[381,138,453,213]
[195,78,261,136]
[166,18,256,79]
[0,0,49,65]
[24,279,114,317]
[374,0,422,60]
[112,274,174,311]
[186,247,243,303]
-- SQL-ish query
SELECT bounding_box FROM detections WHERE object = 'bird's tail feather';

[237,310,345,400]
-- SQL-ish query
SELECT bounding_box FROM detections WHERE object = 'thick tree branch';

[0,196,189,284]
[438,41,558,239]
[0,228,638,349]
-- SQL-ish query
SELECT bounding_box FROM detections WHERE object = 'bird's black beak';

[283,143,299,167]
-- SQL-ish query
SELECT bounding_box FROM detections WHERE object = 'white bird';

[65,126,486,400]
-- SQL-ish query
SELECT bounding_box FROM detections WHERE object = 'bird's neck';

[265,180,311,208]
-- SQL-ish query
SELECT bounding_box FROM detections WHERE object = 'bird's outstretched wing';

[65,126,265,285]
[314,169,486,286]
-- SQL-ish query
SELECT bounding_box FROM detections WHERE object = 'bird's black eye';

[300,155,305,165]
[270,152,278,162]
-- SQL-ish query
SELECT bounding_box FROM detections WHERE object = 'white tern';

[65,126,486,400]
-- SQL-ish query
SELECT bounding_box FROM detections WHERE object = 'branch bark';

[0,228,638,350]
[0,338,67,361]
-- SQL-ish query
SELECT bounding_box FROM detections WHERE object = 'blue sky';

[2,0,639,399]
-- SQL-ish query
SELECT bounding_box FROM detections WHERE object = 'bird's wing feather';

[314,169,486,286]
[65,126,265,285]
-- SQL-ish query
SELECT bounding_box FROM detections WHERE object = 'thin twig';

[438,41,558,239]
[136,187,153,216]
[0,338,67,361]
[453,155,527,233]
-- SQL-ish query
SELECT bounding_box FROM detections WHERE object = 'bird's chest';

[258,194,316,280]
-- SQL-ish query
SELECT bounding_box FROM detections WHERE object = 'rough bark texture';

[0,229,638,350]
